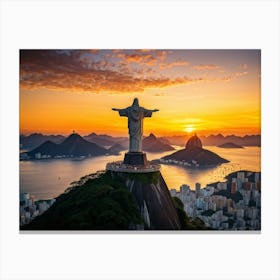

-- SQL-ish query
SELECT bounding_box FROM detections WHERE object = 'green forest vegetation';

[22,171,208,231]
[22,172,142,230]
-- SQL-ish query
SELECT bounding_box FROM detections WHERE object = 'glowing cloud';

[20,49,261,136]
[20,50,222,93]
[192,64,220,70]
[235,71,248,77]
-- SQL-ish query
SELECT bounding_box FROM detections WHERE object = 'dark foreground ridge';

[21,171,208,230]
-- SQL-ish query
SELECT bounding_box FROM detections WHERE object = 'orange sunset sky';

[20,49,261,137]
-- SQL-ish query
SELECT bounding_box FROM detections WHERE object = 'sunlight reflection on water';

[20,146,260,199]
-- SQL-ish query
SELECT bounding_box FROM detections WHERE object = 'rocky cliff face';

[109,171,181,230]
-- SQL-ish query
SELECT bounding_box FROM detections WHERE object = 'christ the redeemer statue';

[112,98,159,153]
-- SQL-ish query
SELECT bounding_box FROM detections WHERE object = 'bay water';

[20,146,260,200]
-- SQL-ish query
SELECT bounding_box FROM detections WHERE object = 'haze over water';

[20,146,260,200]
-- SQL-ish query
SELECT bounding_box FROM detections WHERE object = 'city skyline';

[20,49,261,136]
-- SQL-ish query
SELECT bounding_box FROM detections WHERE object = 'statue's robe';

[118,105,154,152]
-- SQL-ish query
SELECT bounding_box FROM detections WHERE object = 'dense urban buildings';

[20,193,56,226]
[20,170,261,230]
[170,171,261,230]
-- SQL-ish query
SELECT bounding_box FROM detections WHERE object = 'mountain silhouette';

[185,133,202,149]
[107,143,126,155]
[84,133,128,147]
[162,134,260,147]
[162,134,228,166]
[143,133,175,152]
[27,133,109,158]
[20,133,65,150]
[218,142,244,148]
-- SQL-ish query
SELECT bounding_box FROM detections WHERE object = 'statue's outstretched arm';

[112,107,128,117]
[143,108,159,118]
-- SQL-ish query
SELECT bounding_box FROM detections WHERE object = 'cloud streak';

[159,60,189,69]
[235,71,248,77]
[20,50,230,93]
[192,64,220,70]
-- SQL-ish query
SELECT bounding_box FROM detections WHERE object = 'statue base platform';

[123,152,148,166]
[106,161,160,173]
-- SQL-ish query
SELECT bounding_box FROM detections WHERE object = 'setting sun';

[20,49,261,136]
[184,126,195,133]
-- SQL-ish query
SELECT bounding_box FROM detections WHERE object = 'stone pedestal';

[123,152,148,166]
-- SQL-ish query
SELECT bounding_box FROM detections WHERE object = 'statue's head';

[132,98,139,107]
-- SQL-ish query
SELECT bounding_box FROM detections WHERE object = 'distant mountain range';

[218,142,244,149]
[164,134,260,147]
[20,133,65,150]
[84,133,128,148]
[26,133,109,158]
[20,132,261,153]
[142,133,175,152]
[107,143,126,155]
[20,133,129,151]
[20,132,175,159]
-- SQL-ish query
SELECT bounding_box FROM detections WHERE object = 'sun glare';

[184,125,195,133]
